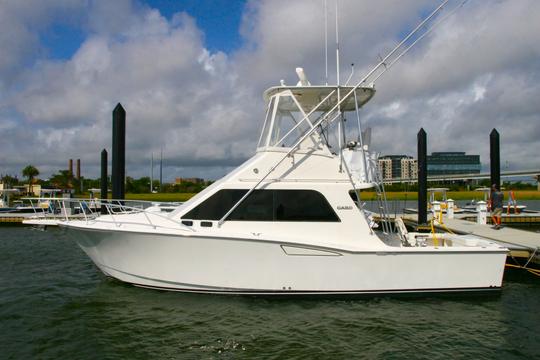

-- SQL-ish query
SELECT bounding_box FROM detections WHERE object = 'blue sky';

[41,0,246,61]
[145,0,245,52]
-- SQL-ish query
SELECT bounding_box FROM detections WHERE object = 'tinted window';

[183,189,247,220]
[275,190,339,222]
[182,189,339,222]
[229,190,274,221]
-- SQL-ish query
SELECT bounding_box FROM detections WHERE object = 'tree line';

[1,165,211,194]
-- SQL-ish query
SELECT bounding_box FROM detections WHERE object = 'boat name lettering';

[337,206,353,210]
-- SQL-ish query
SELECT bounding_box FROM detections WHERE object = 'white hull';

[65,226,507,295]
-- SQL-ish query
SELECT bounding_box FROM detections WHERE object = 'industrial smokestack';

[76,159,81,180]
[68,159,73,177]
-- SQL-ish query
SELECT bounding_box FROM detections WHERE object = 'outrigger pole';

[218,0,462,226]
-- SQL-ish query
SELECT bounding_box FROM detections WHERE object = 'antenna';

[335,0,346,172]
[335,0,340,86]
[159,148,163,192]
[150,153,153,193]
[324,0,328,85]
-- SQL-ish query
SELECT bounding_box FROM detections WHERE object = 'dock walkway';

[441,217,540,251]
[399,213,540,263]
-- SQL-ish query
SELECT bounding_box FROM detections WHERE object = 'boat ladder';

[373,161,392,234]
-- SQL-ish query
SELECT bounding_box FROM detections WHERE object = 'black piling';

[417,128,428,226]
[112,103,126,201]
[100,149,108,215]
[490,128,500,189]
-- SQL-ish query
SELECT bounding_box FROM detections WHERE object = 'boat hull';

[65,226,507,295]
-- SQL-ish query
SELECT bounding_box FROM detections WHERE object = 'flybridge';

[263,85,375,112]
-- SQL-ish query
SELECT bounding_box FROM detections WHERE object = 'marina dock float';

[0,215,26,223]
[459,213,540,226]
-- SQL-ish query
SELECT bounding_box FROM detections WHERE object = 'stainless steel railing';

[22,197,193,232]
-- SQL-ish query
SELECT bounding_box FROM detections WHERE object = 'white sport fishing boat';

[58,2,507,295]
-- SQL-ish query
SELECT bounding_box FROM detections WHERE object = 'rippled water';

[1,226,539,359]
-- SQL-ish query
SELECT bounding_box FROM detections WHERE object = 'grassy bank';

[118,190,539,202]
[124,193,197,202]
[360,190,540,201]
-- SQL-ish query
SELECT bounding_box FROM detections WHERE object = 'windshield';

[257,91,321,150]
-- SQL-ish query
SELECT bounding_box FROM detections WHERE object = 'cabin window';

[182,189,339,222]
[228,190,274,221]
[274,190,339,221]
[181,189,247,221]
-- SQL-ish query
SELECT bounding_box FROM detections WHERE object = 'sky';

[0,0,539,182]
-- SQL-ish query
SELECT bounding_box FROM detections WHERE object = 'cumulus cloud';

[0,0,260,180]
[0,0,539,182]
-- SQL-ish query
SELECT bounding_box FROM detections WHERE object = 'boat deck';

[440,217,540,250]
[400,214,540,250]
[394,213,540,267]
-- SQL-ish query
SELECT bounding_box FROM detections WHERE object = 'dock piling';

[417,128,428,226]
[490,129,500,189]
[112,103,126,201]
[101,149,108,215]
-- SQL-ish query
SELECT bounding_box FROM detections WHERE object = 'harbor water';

[1,222,539,359]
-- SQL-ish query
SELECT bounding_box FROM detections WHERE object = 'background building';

[427,152,481,176]
[379,155,414,180]
[400,158,418,180]
[378,158,393,180]
[175,177,205,184]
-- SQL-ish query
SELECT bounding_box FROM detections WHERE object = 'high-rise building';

[401,158,418,180]
[379,155,413,179]
[378,158,393,180]
[427,152,481,175]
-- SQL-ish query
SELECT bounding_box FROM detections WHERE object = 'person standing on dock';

[490,184,504,229]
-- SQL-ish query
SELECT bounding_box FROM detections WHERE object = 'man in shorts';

[490,184,504,229]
